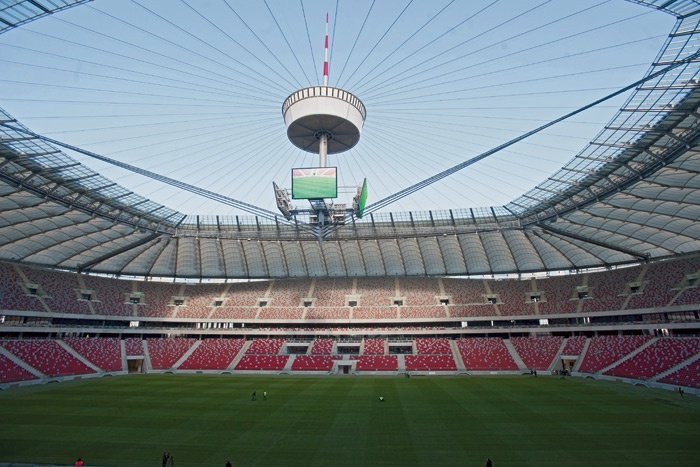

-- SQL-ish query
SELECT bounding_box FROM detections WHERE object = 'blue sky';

[0,0,675,218]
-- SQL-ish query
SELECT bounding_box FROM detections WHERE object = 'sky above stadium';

[0,0,675,218]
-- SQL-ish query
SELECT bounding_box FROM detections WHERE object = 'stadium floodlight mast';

[274,13,368,239]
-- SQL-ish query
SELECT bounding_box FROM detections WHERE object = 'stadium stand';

[257,307,304,320]
[356,277,395,306]
[211,307,258,319]
[0,262,46,312]
[510,336,564,370]
[314,278,354,307]
[0,353,39,383]
[291,355,334,371]
[135,281,178,318]
[442,278,486,305]
[176,284,221,319]
[269,280,310,307]
[245,338,285,355]
[83,274,133,317]
[456,338,518,371]
[305,307,351,320]
[225,281,270,306]
[125,338,144,356]
[578,336,653,373]
[627,260,690,310]
[659,357,700,389]
[415,338,452,354]
[22,267,85,314]
[363,338,386,355]
[581,267,637,313]
[146,338,196,370]
[399,277,440,306]
[178,338,244,370]
[353,306,397,320]
[63,337,122,371]
[235,355,289,371]
[405,354,457,371]
[400,306,447,319]
[561,336,587,355]
[310,338,334,355]
[0,339,95,377]
[604,338,700,380]
[489,278,535,316]
[354,355,398,371]
[536,274,580,314]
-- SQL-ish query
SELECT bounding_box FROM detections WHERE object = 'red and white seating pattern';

[305,307,350,320]
[0,262,46,312]
[63,337,122,371]
[561,336,587,355]
[178,339,244,370]
[211,307,259,319]
[405,354,456,371]
[176,284,220,319]
[0,353,39,383]
[400,306,447,319]
[353,355,398,371]
[291,355,334,371]
[604,338,700,380]
[245,338,285,355]
[627,261,689,310]
[269,280,310,306]
[399,278,440,306]
[0,339,95,377]
[225,281,270,306]
[23,267,85,314]
[511,336,564,370]
[443,278,486,304]
[257,307,304,320]
[449,304,494,318]
[456,338,518,371]
[314,278,354,307]
[363,338,385,355]
[125,338,144,356]
[489,279,534,316]
[2,257,699,320]
[415,338,452,354]
[578,336,652,373]
[581,267,639,313]
[83,274,133,317]
[536,274,579,314]
[146,338,196,370]
[310,338,334,355]
[356,277,395,306]
[135,282,178,318]
[659,357,700,388]
[353,307,397,320]
[235,355,289,370]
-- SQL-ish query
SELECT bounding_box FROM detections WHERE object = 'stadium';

[1,0,700,466]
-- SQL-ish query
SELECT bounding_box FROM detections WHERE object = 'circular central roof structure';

[283,86,366,154]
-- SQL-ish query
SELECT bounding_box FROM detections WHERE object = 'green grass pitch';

[1,375,699,466]
[292,176,336,199]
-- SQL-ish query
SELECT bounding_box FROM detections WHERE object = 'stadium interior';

[1,0,700,395]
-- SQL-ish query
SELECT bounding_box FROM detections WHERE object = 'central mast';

[274,12,368,233]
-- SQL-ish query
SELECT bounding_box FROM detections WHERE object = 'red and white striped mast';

[323,12,330,87]
[319,12,330,165]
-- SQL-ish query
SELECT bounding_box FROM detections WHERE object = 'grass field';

[292,175,336,199]
[1,375,699,466]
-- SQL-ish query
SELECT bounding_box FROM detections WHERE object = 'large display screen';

[291,167,338,199]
